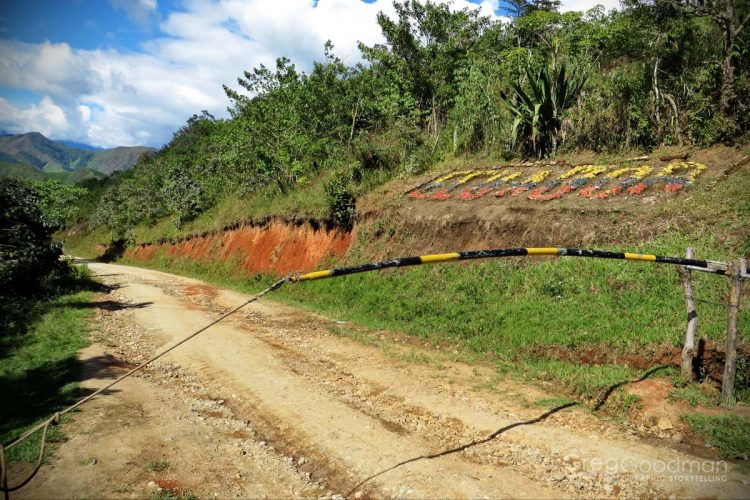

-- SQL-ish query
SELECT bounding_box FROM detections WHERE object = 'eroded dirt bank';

[17,263,749,499]
[125,220,353,275]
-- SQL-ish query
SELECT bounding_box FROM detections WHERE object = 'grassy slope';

[0,288,96,462]
[86,146,156,175]
[42,161,66,173]
[684,414,750,459]
[276,161,750,357]
[62,226,109,259]
[278,234,746,349]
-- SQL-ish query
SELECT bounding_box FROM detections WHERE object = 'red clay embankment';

[125,220,353,275]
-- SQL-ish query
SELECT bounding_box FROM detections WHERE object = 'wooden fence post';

[721,260,744,407]
[680,248,698,380]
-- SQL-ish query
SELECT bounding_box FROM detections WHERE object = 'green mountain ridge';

[0,132,155,176]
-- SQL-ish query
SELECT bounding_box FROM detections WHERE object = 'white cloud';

[109,0,159,28]
[0,0,611,148]
[0,40,98,98]
[0,96,69,137]
[79,104,92,122]
[560,0,621,12]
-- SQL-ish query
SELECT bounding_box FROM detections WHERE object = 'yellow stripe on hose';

[624,252,657,262]
[296,270,334,281]
[526,248,560,256]
[420,253,461,264]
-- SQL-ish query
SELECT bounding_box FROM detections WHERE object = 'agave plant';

[500,63,587,158]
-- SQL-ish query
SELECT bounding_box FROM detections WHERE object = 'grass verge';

[280,239,746,353]
[668,383,719,407]
[0,271,99,463]
[684,413,750,460]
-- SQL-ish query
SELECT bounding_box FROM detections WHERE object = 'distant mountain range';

[0,132,155,182]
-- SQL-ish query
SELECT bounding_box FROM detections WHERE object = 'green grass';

[276,233,747,355]
[684,413,750,460]
[0,288,96,462]
[145,459,169,472]
[668,383,718,407]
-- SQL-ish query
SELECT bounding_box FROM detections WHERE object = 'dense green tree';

[0,179,65,299]
[653,0,748,113]
[27,180,88,228]
[360,1,492,141]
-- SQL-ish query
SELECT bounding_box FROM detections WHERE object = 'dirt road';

[17,262,749,499]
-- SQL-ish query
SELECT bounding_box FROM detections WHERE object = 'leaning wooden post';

[720,260,744,407]
[679,248,698,380]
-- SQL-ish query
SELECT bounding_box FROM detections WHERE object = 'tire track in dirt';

[83,263,749,499]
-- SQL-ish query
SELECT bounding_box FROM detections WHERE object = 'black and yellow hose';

[291,247,717,282]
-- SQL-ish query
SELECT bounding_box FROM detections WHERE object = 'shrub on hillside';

[0,179,67,300]
[324,175,355,229]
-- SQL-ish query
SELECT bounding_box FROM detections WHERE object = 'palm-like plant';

[500,63,586,158]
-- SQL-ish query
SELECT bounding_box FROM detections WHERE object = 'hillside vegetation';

[83,0,750,242]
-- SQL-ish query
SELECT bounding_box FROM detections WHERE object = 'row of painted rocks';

[407,161,707,201]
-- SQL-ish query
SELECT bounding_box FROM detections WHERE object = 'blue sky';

[0,0,618,148]
[1,1,162,50]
